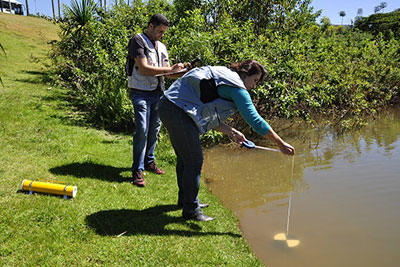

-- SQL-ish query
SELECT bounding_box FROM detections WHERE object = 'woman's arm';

[214,123,294,155]
[217,85,295,155]
[264,128,295,155]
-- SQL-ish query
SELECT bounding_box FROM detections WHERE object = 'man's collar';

[143,32,155,44]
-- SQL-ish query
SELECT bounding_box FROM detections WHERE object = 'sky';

[311,0,400,25]
[13,0,400,25]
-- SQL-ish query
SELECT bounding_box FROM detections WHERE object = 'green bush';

[51,0,400,135]
[250,25,400,130]
[354,9,400,40]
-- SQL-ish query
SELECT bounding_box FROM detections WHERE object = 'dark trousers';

[159,96,202,216]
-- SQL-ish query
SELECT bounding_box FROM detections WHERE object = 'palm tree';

[380,2,387,12]
[65,0,96,27]
[339,11,346,25]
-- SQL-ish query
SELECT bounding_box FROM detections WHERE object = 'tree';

[380,2,387,12]
[64,0,96,27]
[339,10,346,25]
[355,8,363,23]
[320,16,331,31]
[173,0,320,34]
[354,9,400,39]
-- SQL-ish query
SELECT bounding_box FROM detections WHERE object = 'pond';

[203,108,400,267]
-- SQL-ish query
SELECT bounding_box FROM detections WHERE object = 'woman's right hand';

[264,128,295,156]
[278,142,295,156]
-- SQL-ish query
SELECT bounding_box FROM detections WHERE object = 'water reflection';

[203,108,400,267]
[204,145,306,210]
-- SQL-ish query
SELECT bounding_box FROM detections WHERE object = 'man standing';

[126,14,184,187]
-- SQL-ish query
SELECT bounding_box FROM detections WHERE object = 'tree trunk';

[25,0,30,16]
[57,0,60,19]
[51,0,55,20]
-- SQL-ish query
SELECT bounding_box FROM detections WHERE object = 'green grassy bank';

[0,13,262,266]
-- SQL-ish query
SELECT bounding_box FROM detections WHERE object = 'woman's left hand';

[213,124,245,144]
[231,128,246,144]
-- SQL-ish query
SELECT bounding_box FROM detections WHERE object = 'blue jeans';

[130,90,162,172]
[159,96,202,216]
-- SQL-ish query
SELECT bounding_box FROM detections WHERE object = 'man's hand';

[184,57,200,70]
[184,62,192,70]
[171,63,185,72]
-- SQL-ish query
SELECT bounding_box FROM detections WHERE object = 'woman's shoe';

[183,211,215,222]
[178,203,209,208]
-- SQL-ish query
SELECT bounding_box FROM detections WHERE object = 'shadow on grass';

[16,189,75,199]
[16,70,53,84]
[49,162,130,183]
[86,204,241,237]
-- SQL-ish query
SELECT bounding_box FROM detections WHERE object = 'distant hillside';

[0,13,59,89]
[354,9,400,39]
[0,13,59,44]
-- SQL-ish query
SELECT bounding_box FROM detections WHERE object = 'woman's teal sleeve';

[217,85,271,135]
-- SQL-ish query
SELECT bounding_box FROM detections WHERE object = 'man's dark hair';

[229,60,266,82]
[148,14,169,27]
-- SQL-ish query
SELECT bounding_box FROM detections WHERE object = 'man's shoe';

[183,211,215,222]
[145,162,165,174]
[131,171,146,187]
[178,203,209,208]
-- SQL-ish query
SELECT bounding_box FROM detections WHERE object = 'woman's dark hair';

[228,60,266,82]
[148,14,169,27]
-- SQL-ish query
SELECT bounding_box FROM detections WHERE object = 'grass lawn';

[0,13,263,266]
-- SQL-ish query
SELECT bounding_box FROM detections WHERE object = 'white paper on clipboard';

[155,68,188,77]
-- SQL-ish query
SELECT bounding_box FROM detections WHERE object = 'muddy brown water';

[203,109,400,267]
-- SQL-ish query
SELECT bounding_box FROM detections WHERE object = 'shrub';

[354,9,400,40]
[51,0,400,136]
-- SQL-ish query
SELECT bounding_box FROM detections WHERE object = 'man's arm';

[134,57,184,76]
